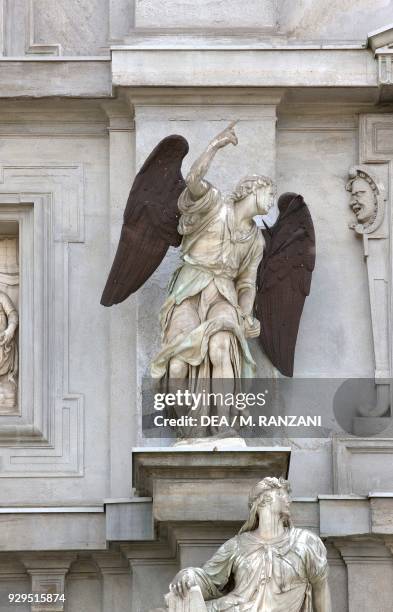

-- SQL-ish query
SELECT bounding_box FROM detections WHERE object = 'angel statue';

[157,477,331,612]
[101,123,315,435]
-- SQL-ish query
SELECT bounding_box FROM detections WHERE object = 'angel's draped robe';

[151,184,264,379]
[187,528,329,612]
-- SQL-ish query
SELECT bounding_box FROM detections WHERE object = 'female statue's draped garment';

[151,183,264,379]
[190,528,328,612]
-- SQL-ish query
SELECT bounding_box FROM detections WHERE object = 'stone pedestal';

[132,447,290,523]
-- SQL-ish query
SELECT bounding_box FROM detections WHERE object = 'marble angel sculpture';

[162,477,332,612]
[101,122,315,382]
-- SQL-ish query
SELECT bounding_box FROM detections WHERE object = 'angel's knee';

[209,332,231,367]
[169,358,188,379]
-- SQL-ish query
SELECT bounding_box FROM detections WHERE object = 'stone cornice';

[111,46,377,89]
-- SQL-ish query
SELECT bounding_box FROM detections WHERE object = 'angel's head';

[239,477,292,534]
[231,175,276,216]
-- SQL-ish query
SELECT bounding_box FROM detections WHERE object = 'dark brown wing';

[101,135,189,306]
[255,193,316,377]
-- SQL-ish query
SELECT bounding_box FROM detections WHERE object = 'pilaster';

[101,99,137,498]
[334,538,393,612]
[20,554,76,612]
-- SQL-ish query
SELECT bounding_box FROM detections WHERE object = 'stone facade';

[0,2,392,611]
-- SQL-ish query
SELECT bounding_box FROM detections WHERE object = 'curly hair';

[231,174,275,203]
[239,477,291,534]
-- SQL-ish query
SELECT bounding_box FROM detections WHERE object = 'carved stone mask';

[350,177,376,223]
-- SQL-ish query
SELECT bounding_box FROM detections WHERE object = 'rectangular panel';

[135,0,278,29]
[333,437,393,494]
[375,124,393,155]
[29,0,109,55]
[359,114,393,162]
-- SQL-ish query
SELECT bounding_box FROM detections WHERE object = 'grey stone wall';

[0,2,391,612]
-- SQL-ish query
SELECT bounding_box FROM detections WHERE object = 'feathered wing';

[255,193,316,377]
[101,135,189,306]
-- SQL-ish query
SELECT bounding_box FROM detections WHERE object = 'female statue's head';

[239,477,292,534]
[231,175,276,216]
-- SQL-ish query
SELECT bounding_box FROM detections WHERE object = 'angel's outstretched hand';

[210,121,239,149]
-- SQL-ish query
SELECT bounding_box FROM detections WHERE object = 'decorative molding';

[25,0,62,56]
[0,164,85,477]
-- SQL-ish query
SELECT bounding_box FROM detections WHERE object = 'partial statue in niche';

[346,166,385,234]
[0,291,18,408]
[160,478,331,612]
[101,123,315,435]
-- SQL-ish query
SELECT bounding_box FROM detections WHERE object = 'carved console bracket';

[368,25,393,88]
[346,115,393,430]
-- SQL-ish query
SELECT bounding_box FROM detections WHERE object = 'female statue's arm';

[169,537,237,600]
[186,121,238,200]
[312,576,332,612]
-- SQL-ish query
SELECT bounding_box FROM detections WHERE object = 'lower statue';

[160,478,331,612]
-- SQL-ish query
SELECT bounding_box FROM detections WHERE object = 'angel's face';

[350,178,375,223]
[256,185,275,215]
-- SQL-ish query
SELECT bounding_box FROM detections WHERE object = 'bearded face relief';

[346,167,385,234]
[350,177,376,224]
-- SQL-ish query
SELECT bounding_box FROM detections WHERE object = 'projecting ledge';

[0,59,112,98]
[112,46,377,88]
[319,495,393,537]
[132,447,290,523]
[0,508,106,551]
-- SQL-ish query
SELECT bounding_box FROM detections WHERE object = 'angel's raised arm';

[186,121,238,200]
